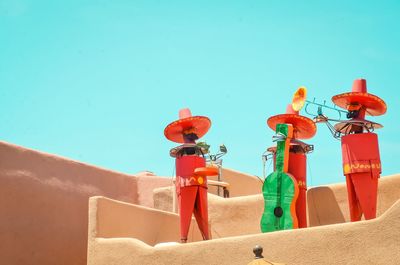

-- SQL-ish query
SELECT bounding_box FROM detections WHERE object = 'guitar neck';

[275,124,293,173]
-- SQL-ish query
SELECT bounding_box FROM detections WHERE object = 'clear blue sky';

[1,0,399,186]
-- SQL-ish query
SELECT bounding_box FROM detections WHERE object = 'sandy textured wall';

[91,196,203,246]
[207,168,262,197]
[210,174,400,236]
[0,141,170,265]
[208,174,400,236]
[308,174,400,226]
[153,188,264,239]
[153,174,400,237]
[88,196,400,265]
[208,194,263,238]
[153,167,262,213]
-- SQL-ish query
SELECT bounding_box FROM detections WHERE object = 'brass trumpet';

[292,87,345,139]
[304,98,348,122]
[291,87,348,121]
[292,87,380,139]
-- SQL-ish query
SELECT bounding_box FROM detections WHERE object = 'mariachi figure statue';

[261,87,316,232]
[332,79,387,221]
[164,108,217,243]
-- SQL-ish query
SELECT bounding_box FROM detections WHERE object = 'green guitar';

[261,123,299,232]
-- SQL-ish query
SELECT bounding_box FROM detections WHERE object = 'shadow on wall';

[308,186,346,226]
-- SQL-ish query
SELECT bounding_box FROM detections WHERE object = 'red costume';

[164,108,216,243]
[267,93,317,228]
[332,79,387,221]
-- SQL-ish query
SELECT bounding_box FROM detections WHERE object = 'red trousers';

[178,185,209,241]
[345,172,378,221]
[341,133,381,221]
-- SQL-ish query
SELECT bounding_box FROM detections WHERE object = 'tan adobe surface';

[0,141,170,265]
[153,174,400,237]
[88,196,400,265]
[0,141,265,265]
[1,140,399,264]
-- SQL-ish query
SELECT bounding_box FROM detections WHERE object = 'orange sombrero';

[332,79,387,116]
[267,104,316,140]
[164,108,211,143]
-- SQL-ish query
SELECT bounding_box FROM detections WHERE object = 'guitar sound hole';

[274,207,283,217]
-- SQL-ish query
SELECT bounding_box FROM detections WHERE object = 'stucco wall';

[91,196,203,246]
[152,167,263,215]
[207,168,262,197]
[92,175,400,253]
[208,194,263,238]
[88,196,400,265]
[308,174,400,226]
[153,174,400,236]
[2,140,399,265]
[153,188,264,238]
[0,141,170,265]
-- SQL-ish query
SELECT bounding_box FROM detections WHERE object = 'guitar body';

[261,171,299,232]
[261,123,299,233]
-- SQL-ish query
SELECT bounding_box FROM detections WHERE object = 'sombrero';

[267,138,314,154]
[164,108,211,143]
[333,118,383,134]
[169,143,208,158]
[267,104,316,140]
[332,79,387,116]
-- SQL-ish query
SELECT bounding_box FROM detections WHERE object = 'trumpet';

[292,87,348,121]
[291,87,349,139]
[304,98,349,122]
[292,87,382,139]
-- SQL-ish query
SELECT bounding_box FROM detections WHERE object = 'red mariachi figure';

[332,79,387,221]
[164,108,216,243]
[266,87,316,228]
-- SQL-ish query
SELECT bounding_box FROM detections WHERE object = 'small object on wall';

[247,245,286,265]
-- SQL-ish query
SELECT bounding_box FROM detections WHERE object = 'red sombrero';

[332,79,387,116]
[333,119,383,134]
[267,104,316,140]
[164,108,211,143]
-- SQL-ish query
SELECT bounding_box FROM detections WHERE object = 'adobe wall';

[153,174,400,238]
[307,174,400,226]
[207,168,262,197]
[0,141,170,265]
[1,139,399,265]
[88,196,400,265]
[152,167,263,214]
[91,196,203,246]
